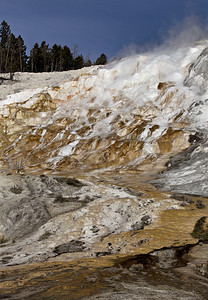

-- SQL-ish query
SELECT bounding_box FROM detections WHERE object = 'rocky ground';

[0,44,208,299]
[0,172,207,266]
[0,172,207,299]
[0,68,97,102]
[0,236,207,299]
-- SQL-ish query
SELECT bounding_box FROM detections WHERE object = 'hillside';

[0,42,208,299]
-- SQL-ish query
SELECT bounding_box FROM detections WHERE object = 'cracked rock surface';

[0,174,164,266]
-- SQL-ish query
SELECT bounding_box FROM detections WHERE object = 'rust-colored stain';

[0,76,207,299]
[0,190,207,299]
[0,80,191,175]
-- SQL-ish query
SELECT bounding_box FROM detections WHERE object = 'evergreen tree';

[84,54,92,67]
[62,45,73,71]
[0,20,107,73]
[0,21,27,73]
[0,20,11,47]
[74,54,84,70]
[7,33,17,72]
[29,43,42,72]
[0,20,11,72]
[39,41,50,72]
[16,35,27,72]
[95,53,107,65]
[51,44,62,71]
[84,59,92,67]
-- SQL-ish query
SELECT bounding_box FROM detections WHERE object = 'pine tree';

[84,53,92,67]
[0,20,108,73]
[51,44,62,71]
[40,41,50,72]
[84,59,92,67]
[16,35,27,72]
[0,20,11,47]
[0,20,11,72]
[62,45,73,71]
[7,33,17,72]
[95,53,107,65]
[0,21,27,73]
[74,54,84,70]
[29,43,41,72]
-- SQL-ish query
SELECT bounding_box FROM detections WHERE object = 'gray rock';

[1,198,51,240]
[0,174,88,242]
[184,47,208,94]
[131,215,152,231]
[54,240,86,254]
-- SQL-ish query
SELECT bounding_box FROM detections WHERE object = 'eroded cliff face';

[0,42,208,299]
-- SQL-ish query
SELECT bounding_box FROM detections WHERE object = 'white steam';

[162,16,208,50]
[116,16,208,59]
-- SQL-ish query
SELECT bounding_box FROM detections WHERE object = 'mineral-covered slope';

[0,42,207,175]
[0,41,208,299]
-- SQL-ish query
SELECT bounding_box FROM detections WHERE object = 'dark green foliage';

[0,20,11,47]
[16,35,27,71]
[29,43,41,72]
[74,54,84,70]
[95,53,107,65]
[0,20,107,73]
[62,45,73,71]
[49,44,73,72]
[84,59,92,67]
[51,44,62,71]
[0,21,27,72]
[40,41,50,72]
[0,20,11,72]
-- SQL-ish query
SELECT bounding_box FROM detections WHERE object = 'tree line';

[0,20,107,73]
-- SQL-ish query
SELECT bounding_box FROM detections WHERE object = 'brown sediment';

[0,77,192,175]
[0,194,207,299]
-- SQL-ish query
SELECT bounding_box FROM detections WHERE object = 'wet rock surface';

[1,173,172,266]
[0,44,208,299]
[0,243,207,300]
[0,174,90,242]
[151,132,208,197]
[184,46,208,93]
[0,172,207,299]
[54,240,86,254]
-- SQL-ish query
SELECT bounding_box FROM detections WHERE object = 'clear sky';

[0,0,208,61]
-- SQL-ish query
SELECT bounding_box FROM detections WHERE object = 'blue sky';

[0,0,208,61]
